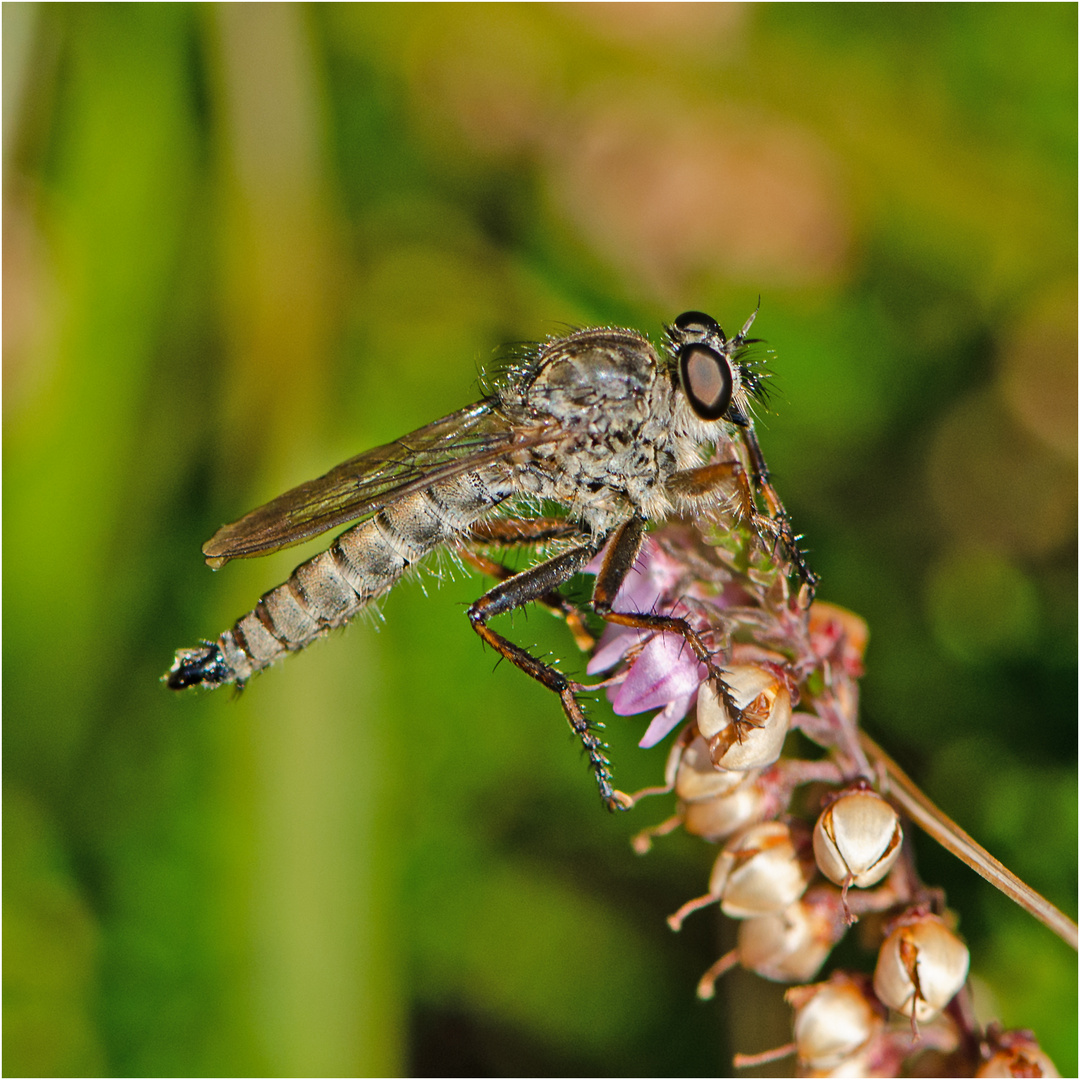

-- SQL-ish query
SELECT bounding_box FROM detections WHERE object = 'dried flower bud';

[698,664,792,770]
[977,1049,1060,1078]
[802,1049,875,1077]
[872,912,970,1021]
[977,1027,1060,1078]
[736,889,846,983]
[673,736,750,802]
[667,821,815,930]
[813,786,903,890]
[628,736,767,849]
[808,601,869,676]
[788,972,885,1071]
[681,776,768,842]
[709,820,814,919]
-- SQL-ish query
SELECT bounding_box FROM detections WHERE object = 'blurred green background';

[4,4,1075,1076]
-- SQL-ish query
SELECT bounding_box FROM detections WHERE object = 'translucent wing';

[202,402,546,567]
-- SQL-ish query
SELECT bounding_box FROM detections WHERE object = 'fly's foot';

[696,663,793,772]
[702,662,752,740]
[757,514,817,603]
[559,684,630,812]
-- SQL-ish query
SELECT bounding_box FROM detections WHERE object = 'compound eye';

[679,343,733,420]
[673,311,721,340]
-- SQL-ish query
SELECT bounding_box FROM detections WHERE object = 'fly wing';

[202,402,543,567]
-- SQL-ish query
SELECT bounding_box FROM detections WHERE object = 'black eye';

[679,343,732,420]
[673,311,721,341]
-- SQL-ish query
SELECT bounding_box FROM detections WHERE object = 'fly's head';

[664,308,769,452]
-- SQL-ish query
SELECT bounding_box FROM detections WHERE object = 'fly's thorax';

[521,327,662,428]
[498,326,687,526]
[508,399,682,529]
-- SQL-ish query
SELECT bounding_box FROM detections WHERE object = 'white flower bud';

[697,665,792,771]
[805,1049,875,1077]
[709,821,814,918]
[736,896,839,983]
[682,777,767,842]
[873,912,970,1021]
[789,973,883,1070]
[813,787,903,889]
[673,736,750,802]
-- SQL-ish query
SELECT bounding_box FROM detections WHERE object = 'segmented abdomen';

[166,470,511,689]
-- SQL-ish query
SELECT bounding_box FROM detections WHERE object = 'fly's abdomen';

[165,471,509,690]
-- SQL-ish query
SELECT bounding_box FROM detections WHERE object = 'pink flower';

[586,538,686,676]
[609,631,705,748]
[638,693,699,749]
[582,537,709,747]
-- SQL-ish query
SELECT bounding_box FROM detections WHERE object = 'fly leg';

[467,539,629,811]
[740,426,818,600]
[669,449,817,602]
[464,518,596,651]
[463,550,596,652]
[589,514,748,730]
[468,517,586,547]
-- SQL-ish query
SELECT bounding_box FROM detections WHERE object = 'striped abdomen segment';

[166,470,510,689]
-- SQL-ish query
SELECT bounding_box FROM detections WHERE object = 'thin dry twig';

[861,730,1078,951]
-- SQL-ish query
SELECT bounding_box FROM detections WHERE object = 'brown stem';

[860,731,1078,951]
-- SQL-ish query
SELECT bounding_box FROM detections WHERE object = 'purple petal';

[638,692,696,749]
[610,632,705,716]
[585,541,668,675]
[612,566,665,615]
[586,624,636,674]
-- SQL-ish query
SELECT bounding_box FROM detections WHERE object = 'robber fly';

[166,310,814,809]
